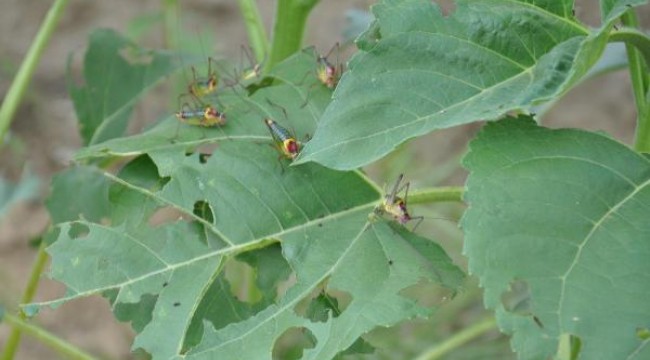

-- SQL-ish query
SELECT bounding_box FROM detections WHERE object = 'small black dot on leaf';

[173,302,181,307]
[317,223,323,227]
[163,282,168,287]
[388,260,394,265]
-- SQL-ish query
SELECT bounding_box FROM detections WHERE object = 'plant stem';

[415,316,498,360]
[1,313,97,360]
[620,11,650,152]
[0,0,70,144]
[609,28,650,67]
[408,187,464,204]
[267,0,320,71]
[237,0,270,64]
[1,241,49,360]
[162,0,180,50]
[161,0,184,112]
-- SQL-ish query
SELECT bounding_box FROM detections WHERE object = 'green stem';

[609,28,650,67]
[0,0,70,143]
[620,11,650,152]
[415,316,498,360]
[162,0,180,50]
[1,241,49,360]
[162,0,183,111]
[237,0,270,64]
[1,313,96,360]
[267,0,320,70]
[20,242,49,307]
[408,187,464,204]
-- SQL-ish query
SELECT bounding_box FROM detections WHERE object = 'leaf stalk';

[408,187,464,204]
[267,0,320,71]
[1,241,49,360]
[237,0,270,64]
[619,11,650,152]
[1,312,96,360]
[414,316,498,360]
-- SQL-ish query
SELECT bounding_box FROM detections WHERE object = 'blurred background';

[0,0,648,358]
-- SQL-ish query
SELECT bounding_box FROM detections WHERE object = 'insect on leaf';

[297,0,647,170]
[37,49,464,359]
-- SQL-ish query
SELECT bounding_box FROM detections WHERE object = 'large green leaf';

[31,145,462,359]
[462,117,650,359]
[296,0,647,170]
[68,29,187,145]
[45,165,111,224]
[36,52,464,358]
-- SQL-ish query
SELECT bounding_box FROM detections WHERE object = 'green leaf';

[33,146,462,358]
[461,117,650,359]
[74,49,327,160]
[37,52,463,359]
[297,0,648,170]
[68,29,186,145]
[237,244,293,305]
[45,166,111,224]
[187,222,462,359]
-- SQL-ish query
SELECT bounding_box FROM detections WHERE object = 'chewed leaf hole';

[68,223,89,239]
[184,144,217,164]
[193,200,215,224]
[112,293,158,333]
[501,280,546,331]
[147,206,188,227]
[294,286,352,323]
[119,46,153,65]
[159,176,171,188]
[501,279,532,315]
[224,257,263,304]
[272,326,316,360]
[236,243,293,304]
[198,153,211,164]
[556,333,583,360]
[400,279,456,307]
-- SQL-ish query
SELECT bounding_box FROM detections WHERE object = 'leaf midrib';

[556,176,650,332]
[301,69,535,159]
[184,219,374,358]
[34,202,378,309]
[485,152,650,334]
